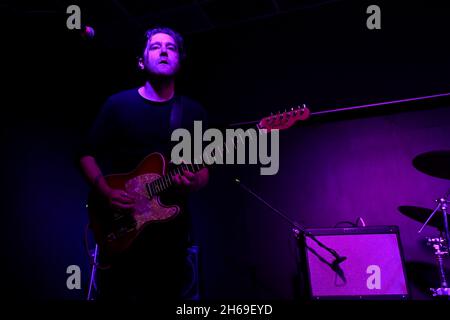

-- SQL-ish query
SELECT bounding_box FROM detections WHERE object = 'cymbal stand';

[426,236,449,297]
[418,195,450,251]
[420,191,450,298]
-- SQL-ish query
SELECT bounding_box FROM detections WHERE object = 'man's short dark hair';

[143,26,186,60]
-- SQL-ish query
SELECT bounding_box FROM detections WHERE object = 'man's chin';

[149,70,178,78]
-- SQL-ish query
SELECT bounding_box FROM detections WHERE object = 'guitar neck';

[147,105,310,196]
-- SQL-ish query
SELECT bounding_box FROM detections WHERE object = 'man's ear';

[137,57,144,70]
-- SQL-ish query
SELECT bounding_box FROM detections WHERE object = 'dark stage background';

[2,0,450,300]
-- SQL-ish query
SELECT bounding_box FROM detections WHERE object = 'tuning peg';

[285,109,291,118]
[271,112,276,121]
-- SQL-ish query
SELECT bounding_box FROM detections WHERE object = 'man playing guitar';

[80,26,209,301]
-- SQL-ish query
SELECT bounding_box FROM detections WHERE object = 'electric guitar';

[87,106,310,259]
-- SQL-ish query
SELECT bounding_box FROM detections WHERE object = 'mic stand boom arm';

[233,178,346,264]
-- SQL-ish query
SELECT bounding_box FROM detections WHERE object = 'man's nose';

[160,46,168,56]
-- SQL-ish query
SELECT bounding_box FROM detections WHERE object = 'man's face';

[141,33,180,77]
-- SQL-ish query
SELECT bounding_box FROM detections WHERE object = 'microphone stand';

[233,178,347,267]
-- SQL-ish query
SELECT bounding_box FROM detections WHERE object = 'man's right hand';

[105,189,135,211]
[79,156,135,211]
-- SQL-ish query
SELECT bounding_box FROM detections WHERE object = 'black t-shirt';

[83,88,208,175]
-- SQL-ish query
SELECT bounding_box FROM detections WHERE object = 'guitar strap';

[169,96,191,242]
[170,95,184,132]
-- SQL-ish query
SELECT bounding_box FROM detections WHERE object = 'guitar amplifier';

[299,226,409,300]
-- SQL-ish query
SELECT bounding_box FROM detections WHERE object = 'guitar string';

[146,137,240,198]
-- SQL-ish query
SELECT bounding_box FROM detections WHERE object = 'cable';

[83,223,111,270]
[334,221,357,228]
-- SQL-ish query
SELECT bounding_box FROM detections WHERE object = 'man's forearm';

[80,155,111,196]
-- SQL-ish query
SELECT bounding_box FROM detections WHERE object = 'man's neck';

[139,78,175,102]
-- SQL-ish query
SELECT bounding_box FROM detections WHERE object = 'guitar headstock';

[257,104,310,132]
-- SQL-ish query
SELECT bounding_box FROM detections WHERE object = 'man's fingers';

[112,201,135,209]
[183,170,195,180]
[180,175,191,186]
[120,194,135,201]
[122,193,134,199]
[173,172,194,187]
[173,174,182,185]
[112,195,134,204]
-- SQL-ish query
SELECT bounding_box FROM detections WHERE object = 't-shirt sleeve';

[79,97,117,159]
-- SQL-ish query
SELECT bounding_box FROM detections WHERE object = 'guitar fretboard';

[145,162,206,197]
[145,131,252,197]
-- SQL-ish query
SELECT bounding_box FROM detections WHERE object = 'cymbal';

[399,205,449,230]
[413,150,450,180]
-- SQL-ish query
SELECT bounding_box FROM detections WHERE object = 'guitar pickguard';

[125,173,179,230]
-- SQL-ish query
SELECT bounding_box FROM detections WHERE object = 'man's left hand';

[173,168,208,192]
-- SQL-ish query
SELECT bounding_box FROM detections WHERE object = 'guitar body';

[87,153,181,259]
